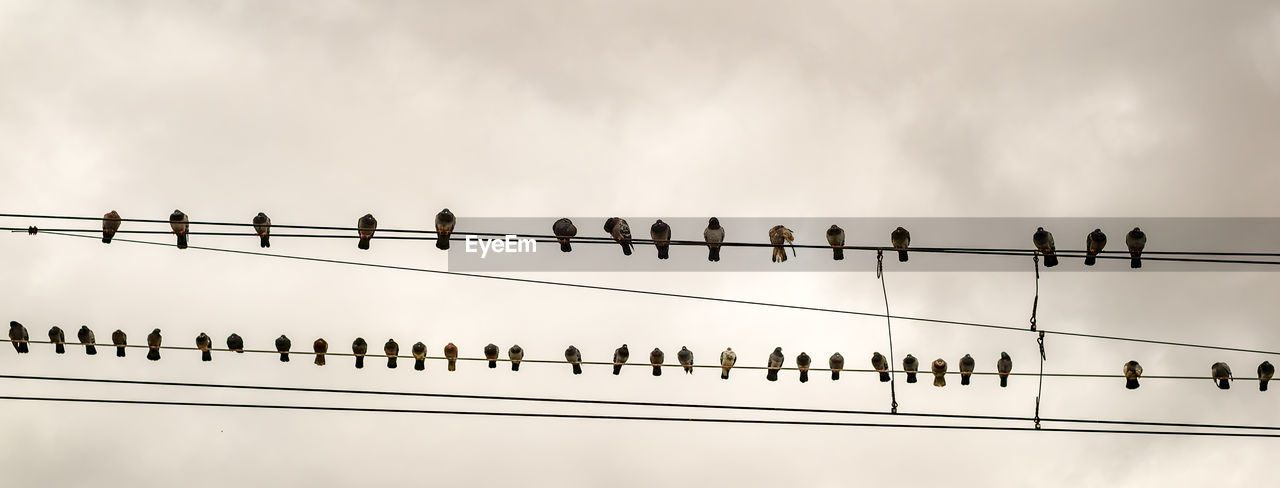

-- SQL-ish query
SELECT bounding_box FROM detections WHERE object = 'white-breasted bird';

[357,214,377,250]
[720,347,736,380]
[565,345,582,375]
[1085,229,1107,266]
[1126,227,1147,269]
[435,208,455,250]
[703,218,725,262]
[1212,362,1232,390]
[1032,227,1058,267]
[891,227,911,262]
[766,347,784,381]
[169,210,189,249]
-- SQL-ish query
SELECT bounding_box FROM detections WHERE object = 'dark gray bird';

[871,352,890,382]
[102,210,121,243]
[313,338,328,366]
[829,352,844,380]
[146,328,162,361]
[650,348,665,376]
[508,344,524,371]
[650,220,672,259]
[1212,362,1232,390]
[959,354,975,386]
[384,339,398,369]
[704,217,725,262]
[1084,229,1107,266]
[8,321,28,353]
[997,352,1013,387]
[1259,361,1274,392]
[826,225,845,260]
[196,333,212,361]
[226,333,244,353]
[484,343,499,368]
[604,218,633,256]
[720,347,736,380]
[412,342,427,371]
[352,338,368,368]
[445,342,459,371]
[612,344,629,375]
[766,347,784,381]
[275,335,291,362]
[552,218,577,252]
[435,208,455,250]
[112,329,127,357]
[48,326,66,354]
[357,213,377,250]
[252,212,271,248]
[768,225,796,263]
[1124,360,1142,390]
[678,346,694,374]
[169,210,189,249]
[565,345,582,375]
[77,326,96,355]
[1126,227,1147,269]
[891,227,911,262]
[932,358,948,387]
[796,352,812,383]
[1032,227,1058,267]
[903,354,919,383]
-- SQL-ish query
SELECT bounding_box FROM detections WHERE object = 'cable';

[877,251,898,413]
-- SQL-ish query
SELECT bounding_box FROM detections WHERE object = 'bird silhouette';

[112,329,127,357]
[959,354,975,386]
[1123,360,1143,390]
[146,329,162,361]
[357,214,377,250]
[650,348,665,376]
[313,338,328,366]
[604,218,633,256]
[766,347,784,381]
[226,333,244,353]
[384,339,398,369]
[77,326,96,355]
[871,352,890,382]
[275,335,291,362]
[997,352,1013,387]
[891,227,911,262]
[613,344,629,375]
[552,218,577,252]
[1126,227,1147,269]
[196,333,212,361]
[703,218,725,262]
[829,352,844,380]
[565,345,582,375]
[352,338,368,368]
[903,355,919,383]
[8,321,28,353]
[252,212,271,248]
[48,326,66,354]
[678,346,694,374]
[1032,227,1058,267]
[796,352,812,383]
[102,211,121,243]
[1259,361,1274,392]
[169,210,189,249]
[508,344,524,371]
[1212,362,1233,390]
[445,342,459,371]
[484,343,499,368]
[826,225,845,260]
[650,220,672,259]
[412,342,427,371]
[1085,229,1107,266]
[435,208,455,250]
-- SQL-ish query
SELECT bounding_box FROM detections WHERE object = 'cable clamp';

[1038,331,1046,360]
[27,226,37,235]
[876,250,883,279]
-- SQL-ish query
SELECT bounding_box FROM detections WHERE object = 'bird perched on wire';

[678,346,694,374]
[997,352,1013,387]
[1123,360,1143,390]
[703,217,725,262]
[604,218,634,256]
[8,321,29,353]
[77,326,96,355]
[903,355,919,383]
[484,343,499,368]
[766,347,784,381]
[226,333,244,353]
[650,348,665,376]
[357,213,377,250]
[275,335,291,362]
[412,342,427,371]
[314,338,328,366]
[768,225,796,263]
[959,354,975,386]
[102,210,121,243]
[112,329,127,357]
[891,227,911,262]
[650,220,672,259]
[1126,227,1146,269]
[384,339,399,369]
[871,352,890,382]
[565,345,583,375]
[1032,227,1058,267]
[1259,361,1274,392]
[720,347,736,380]
[612,344,629,375]
[796,352,812,383]
[508,344,524,371]
[252,212,271,248]
[48,326,66,354]
[435,208,455,250]
[552,218,577,252]
[1084,229,1107,266]
[1212,362,1232,390]
[829,352,844,380]
[352,338,368,369]
[445,342,459,371]
[196,333,212,361]
[169,210,189,249]
[825,225,845,260]
[932,358,948,387]
[146,328,162,361]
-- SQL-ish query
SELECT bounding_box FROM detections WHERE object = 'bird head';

[1001,352,1011,360]
[708,217,720,228]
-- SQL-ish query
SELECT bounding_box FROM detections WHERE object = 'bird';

[77,326,96,355]
[997,352,1013,387]
[552,218,577,252]
[678,346,694,374]
[931,358,948,387]
[146,328,162,361]
[1123,360,1143,390]
[565,345,582,375]
[703,217,725,262]
[829,352,844,380]
[445,342,459,371]
[604,218,633,256]
[314,338,328,366]
[650,348,665,376]
[275,335,291,362]
[48,326,66,354]
[891,227,911,262]
[1084,229,1107,266]
[508,344,524,371]
[352,338,368,368]
[169,210,189,249]
[720,347,737,380]
[226,333,244,353]
[766,347,784,381]
[357,213,377,250]
[1126,227,1147,269]
[412,342,427,371]
[1032,227,1058,267]
[826,225,845,260]
[1212,362,1232,390]
[9,321,29,353]
[612,344,629,375]
[871,352,890,382]
[484,343,499,368]
[903,354,919,383]
[796,352,812,383]
[112,329,127,357]
[1259,361,1274,392]
[959,354,975,386]
[196,333,212,361]
[649,220,672,259]
[102,210,121,243]
[435,208,455,250]
[768,225,796,263]
[384,339,399,369]
[252,212,271,248]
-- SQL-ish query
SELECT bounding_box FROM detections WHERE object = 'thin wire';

[877,251,898,413]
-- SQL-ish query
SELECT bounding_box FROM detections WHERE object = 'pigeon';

[102,210,121,243]
[703,217,725,262]
[484,343,499,368]
[252,212,271,248]
[384,339,398,369]
[903,354,919,383]
[891,227,911,262]
[435,208,455,250]
[169,210,189,249]
[146,328,162,361]
[650,220,672,259]
[678,346,694,374]
[1123,360,1142,390]
[766,347,784,381]
[720,347,737,380]
[226,333,244,353]
[1032,227,1058,267]
[1126,227,1147,269]
[77,326,96,355]
[445,342,459,371]
[412,342,427,371]
[313,338,328,366]
[796,352,812,383]
[650,348,665,376]
[508,344,524,371]
[959,354,975,386]
[1212,362,1232,390]
[352,338,368,368]
[997,352,1013,387]
[1084,229,1107,266]
[48,326,66,354]
[932,358,948,387]
[1259,361,1274,392]
[112,329,127,357]
[8,321,28,353]
[552,218,577,252]
[357,213,377,250]
[196,333,212,361]
[612,344,629,375]
[829,352,844,380]
[826,225,845,260]
[275,335,291,362]
[768,226,796,263]
[604,218,633,256]
[565,345,582,375]
[871,352,890,382]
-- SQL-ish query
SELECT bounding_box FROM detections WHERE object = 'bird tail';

[898,250,908,262]
[831,370,840,381]
[799,370,808,383]
[14,341,27,353]
[387,357,396,368]
[559,240,572,252]
[1218,378,1230,390]
[436,233,450,250]
[102,232,114,244]
[613,364,622,375]
[1043,253,1058,267]
[85,345,96,355]
[488,360,497,369]
[906,373,917,383]
[355,356,364,369]
[55,344,65,354]
[1084,253,1097,266]
[116,346,126,357]
[147,348,160,361]
[684,365,693,374]
[511,361,520,371]
[202,350,211,362]
[708,247,720,262]
[448,359,457,372]
[657,245,669,259]
[721,367,730,379]
[1261,380,1269,392]
[767,369,778,381]
[653,365,662,376]
[620,241,632,256]
[572,363,582,375]
[961,373,971,386]
[315,355,325,366]
[1000,375,1009,387]
[1126,378,1139,390]
[832,248,843,260]
[176,233,187,249]
[878,371,890,382]
[358,237,371,250]
[1130,253,1142,269]
[280,353,290,362]
[260,235,270,248]
[934,376,946,387]
[415,359,425,371]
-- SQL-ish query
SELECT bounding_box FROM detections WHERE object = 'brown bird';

[226,333,244,353]
[826,225,845,260]
[959,354,975,386]
[1212,362,1232,390]
[102,210,121,243]
[796,352,812,383]
[613,344,630,375]
[77,326,96,355]
[252,212,271,248]
[903,354,919,383]
[112,329,127,357]
[604,218,633,256]
[357,213,377,250]
[650,220,672,259]
[703,217,725,262]
[829,352,844,380]
[720,347,736,380]
[412,342,427,371]
[8,321,29,353]
[768,225,796,263]
[48,326,66,354]
[435,208,455,250]
[484,343,499,368]
[552,218,577,252]
[169,210,189,249]
[871,352,889,382]
[352,338,368,368]
[195,333,212,361]
[508,344,523,371]
[891,227,911,262]
[444,342,459,371]
[1126,227,1147,269]
[275,335,291,362]
[997,352,1013,387]
[1032,227,1058,267]
[650,348,665,376]
[146,328,162,361]
[313,338,328,366]
[931,358,948,387]
[1123,360,1142,390]
[1084,229,1107,266]
[1259,361,1274,392]
[384,339,399,369]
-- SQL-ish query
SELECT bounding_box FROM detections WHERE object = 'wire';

[877,251,898,413]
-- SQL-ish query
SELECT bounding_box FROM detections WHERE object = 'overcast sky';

[3,1,1280,486]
